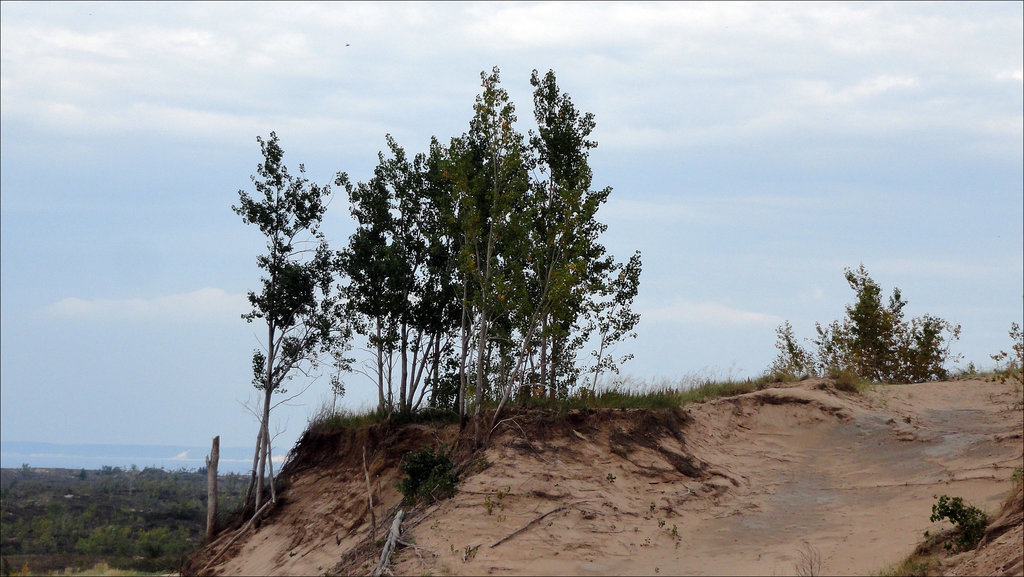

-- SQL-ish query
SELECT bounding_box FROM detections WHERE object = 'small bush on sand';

[990,322,1023,388]
[398,446,457,505]
[930,494,987,552]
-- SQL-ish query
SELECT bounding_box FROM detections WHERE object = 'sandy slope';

[193,379,1023,576]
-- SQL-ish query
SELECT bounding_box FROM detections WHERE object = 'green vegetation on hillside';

[0,466,245,575]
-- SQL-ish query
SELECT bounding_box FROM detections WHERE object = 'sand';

[194,378,1023,576]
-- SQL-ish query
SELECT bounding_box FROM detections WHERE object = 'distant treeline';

[0,465,245,575]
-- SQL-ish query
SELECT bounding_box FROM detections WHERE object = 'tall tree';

[446,66,533,443]
[233,132,349,518]
[527,68,616,399]
[339,135,461,415]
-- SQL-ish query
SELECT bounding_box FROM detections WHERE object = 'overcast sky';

[2,2,1021,458]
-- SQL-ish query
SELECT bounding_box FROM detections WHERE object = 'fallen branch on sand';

[373,509,404,577]
[490,500,592,548]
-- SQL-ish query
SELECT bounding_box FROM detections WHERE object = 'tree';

[339,135,461,416]
[584,251,643,392]
[233,132,350,518]
[773,264,960,383]
[446,66,533,443]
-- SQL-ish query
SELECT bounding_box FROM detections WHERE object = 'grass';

[305,372,774,436]
[303,367,870,439]
[877,553,941,577]
[307,400,387,433]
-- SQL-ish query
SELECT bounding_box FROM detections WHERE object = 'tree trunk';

[372,510,404,577]
[400,322,409,414]
[458,281,470,429]
[540,318,548,400]
[242,427,262,513]
[254,386,272,514]
[473,308,489,445]
[205,436,219,542]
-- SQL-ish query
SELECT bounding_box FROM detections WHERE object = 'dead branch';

[372,509,404,577]
[489,500,591,548]
[795,541,822,577]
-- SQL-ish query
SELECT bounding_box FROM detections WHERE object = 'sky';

[2,2,1022,464]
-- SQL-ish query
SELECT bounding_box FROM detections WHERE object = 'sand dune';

[189,378,1023,576]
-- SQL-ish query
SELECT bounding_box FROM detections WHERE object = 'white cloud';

[995,68,1024,82]
[43,288,248,324]
[641,300,781,327]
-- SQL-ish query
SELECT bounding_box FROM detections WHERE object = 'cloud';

[641,300,782,327]
[43,288,248,324]
[2,1,1019,161]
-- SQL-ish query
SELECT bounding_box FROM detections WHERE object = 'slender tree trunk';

[458,281,470,429]
[266,424,276,504]
[254,386,272,515]
[243,426,262,512]
[205,436,219,542]
[540,317,548,400]
[376,320,385,413]
[473,308,489,445]
[591,332,608,394]
[400,322,409,414]
[549,337,560,399]
[431,332,441,407]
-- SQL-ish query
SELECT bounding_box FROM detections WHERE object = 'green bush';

[397,446,457,505]
[770,265,961,384]
[930,494,987,551]
[990,322,1023,387]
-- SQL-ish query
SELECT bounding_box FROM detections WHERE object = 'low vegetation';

[397,446,457,505]
[990,322,1023,387]
[929,494,988,552]
[0,466,246,575]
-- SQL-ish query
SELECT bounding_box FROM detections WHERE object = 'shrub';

[770,265,961,384]
[930,494,987,551]
[768,321,815,380]
[990,322,1023,387]
[397,446,457,504]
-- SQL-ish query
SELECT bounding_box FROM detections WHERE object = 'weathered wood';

[205,436,219,542]
[372,509,404,577]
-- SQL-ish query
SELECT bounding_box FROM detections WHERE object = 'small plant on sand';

[483,487,509,516]
[398,445,457,505]
[930,494,987,551]
[606,472,616,484]
[990,322,1023,388]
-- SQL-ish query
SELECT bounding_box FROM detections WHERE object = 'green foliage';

[990,322,1023,387]
[770,265,961,384]
[769,321,815,380]
[397,446,457,505]
[0,466,247,573]
[930,494,987,551]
